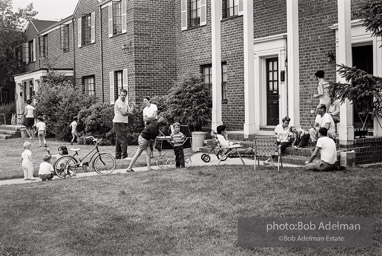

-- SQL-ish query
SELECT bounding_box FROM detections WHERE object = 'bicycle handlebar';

[85,136,101,144]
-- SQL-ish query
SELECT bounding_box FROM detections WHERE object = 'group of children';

[21,141,70,181]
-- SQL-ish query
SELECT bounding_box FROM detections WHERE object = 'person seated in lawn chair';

[215,125,253,154]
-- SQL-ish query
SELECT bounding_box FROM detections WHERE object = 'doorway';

[266,58,279,126]
[352,44,373,130]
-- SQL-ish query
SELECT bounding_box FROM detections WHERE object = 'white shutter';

[78,18,82,47]
[121,0,127,33]
[200,0,207,26]
[22,43,29,63]
[108,5,113,37]
[32,39,36,62]
[109,71,115,104]
[238,0,243,16]
[123,68,128,103]
[181,0,187,30]
[91,12,96,43]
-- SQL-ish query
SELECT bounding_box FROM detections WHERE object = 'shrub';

[34,75,95,141]
[162,74,212,131]
[77,103,114,138]
[0,102,16,125]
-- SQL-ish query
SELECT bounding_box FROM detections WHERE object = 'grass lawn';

[0,165,380,255]
[0,138,156,180]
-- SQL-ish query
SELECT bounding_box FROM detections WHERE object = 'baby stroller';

[155,124,193,168]
[200,132,227,163]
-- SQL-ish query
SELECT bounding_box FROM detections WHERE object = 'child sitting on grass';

[170,122,186,168]
[38,154,55,181]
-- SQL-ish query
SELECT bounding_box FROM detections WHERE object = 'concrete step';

[0,125,25,131]
[0,134,12,139]
[285,146,314,157]
[0,129,19,135]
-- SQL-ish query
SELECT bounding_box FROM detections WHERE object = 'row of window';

[181,0,243,30]
[81,64,228,103]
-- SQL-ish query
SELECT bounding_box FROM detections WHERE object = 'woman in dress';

[313,70,331,111]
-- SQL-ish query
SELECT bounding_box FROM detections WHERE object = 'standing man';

[113,89,134,159]
[304,127,337,171]
[143,96,158,158]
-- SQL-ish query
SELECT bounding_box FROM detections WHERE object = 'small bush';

[77,103,114,138]
[0,102,16,125]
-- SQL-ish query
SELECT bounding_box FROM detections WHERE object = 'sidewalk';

[0,152,297,186]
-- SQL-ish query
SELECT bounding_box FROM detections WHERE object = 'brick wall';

[341,137,382,164]
[24,24,39,72]
[40,22,74,70]
[254,0,287,38]
[298,0,338,130]
[74,0,102,100]
[132,0,176,108]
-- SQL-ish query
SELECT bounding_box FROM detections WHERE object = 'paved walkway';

[0,152,298,186]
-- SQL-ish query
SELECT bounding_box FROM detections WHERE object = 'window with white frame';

[39,35,48,57]
[201,63,227,103]
[109,69,128,104]
[108,0,126,37]
[61,24,70,52]
[82,14,92,45]
[222,63,227,103]
[83,76,95,96]
[181,0,206,30]
[112,1,122,35]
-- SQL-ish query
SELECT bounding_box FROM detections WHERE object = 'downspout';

[72,18,76,87]
[99,5,105,103]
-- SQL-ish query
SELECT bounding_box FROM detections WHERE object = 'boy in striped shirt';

[171,122,186,168]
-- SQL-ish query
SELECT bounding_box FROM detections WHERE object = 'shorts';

[138,135,149,150]
[38,130,45,138]
[25,118,34,128]
[39,173,54,180]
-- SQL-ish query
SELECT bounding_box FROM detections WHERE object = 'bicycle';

[53,136,116,178]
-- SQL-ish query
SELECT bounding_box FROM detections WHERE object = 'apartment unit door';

[266,57,279,126]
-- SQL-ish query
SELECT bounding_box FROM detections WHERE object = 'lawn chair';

[253,135,282,171]
[216,139,246,166]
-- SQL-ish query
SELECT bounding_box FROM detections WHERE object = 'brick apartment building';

[12,0,382,163]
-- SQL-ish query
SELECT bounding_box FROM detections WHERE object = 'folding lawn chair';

[217,141,246,166]
[253,135,282,171]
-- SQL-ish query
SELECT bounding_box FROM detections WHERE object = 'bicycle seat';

[70,148,81,152]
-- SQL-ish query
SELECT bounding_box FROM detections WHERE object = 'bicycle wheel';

[201,154,211,163]
[54,156,77,179]
[92,153,116,175]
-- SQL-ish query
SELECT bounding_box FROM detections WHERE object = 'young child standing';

[35,116,47,147]
[21,141,35,180]
[171,122,186,168]
[38,154,55,181]
[70,117,78,145]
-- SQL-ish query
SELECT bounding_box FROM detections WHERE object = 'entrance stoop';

[0,125,24,139]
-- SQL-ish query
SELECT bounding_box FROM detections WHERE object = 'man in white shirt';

[304,127,337,171]
[143,96,158,158]
[113,89,134,159]
[309,104,336,142]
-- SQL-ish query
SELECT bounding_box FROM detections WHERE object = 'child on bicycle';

[170,122,186,168]
[38,154,55,181]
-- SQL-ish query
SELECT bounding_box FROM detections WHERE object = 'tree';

[329,0,382,129]
[34,72,95,141]
[0,0,37,97]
